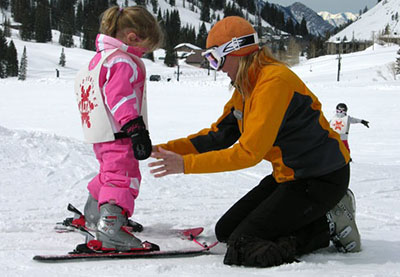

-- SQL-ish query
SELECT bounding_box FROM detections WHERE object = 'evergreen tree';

[75,0,83,34]
[164,46,176,67]
[384,24,390,35]
[261,2,285,31]
[6,40,18,77]
[50,0,61,30]
[396,48,400,75]
[3,18,11,37]
[18,0,35,41]
[59,47,66,67]
[58,0,76,47]
[210,0,224,10]
[247,0,256,15]
[196,22,207,49]
[165,9,181,49]
[300,17,309,37]
[200,0,210,22]
[18,46,27,80]
[0,28,7,78]
[157,8,163,22]
[180,24,196,45]
[236,0,246,9]
[12,0,25,23]
[0,0,10,9]
[163,9,181,67]
[35,0,52,43]
[82,0,108,50]
[224,2,243,18]
[284,17,295,35]
[307,36,325,59]
[151,0,158,14]
[169,0,175,6]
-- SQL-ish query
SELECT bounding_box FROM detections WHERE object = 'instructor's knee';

[215,218,229,242]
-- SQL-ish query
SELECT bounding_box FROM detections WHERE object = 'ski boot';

[55,195,143,233]
[96,203,145,252]
[326,189,361,253]
[85,194,143,232]
[84,193,100,230]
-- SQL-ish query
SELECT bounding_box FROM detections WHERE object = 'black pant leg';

[227,165,350,251]
[215,175,279,242]
[294,164,350,254]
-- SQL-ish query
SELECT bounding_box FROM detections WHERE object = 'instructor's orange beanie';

[206,16,259,57]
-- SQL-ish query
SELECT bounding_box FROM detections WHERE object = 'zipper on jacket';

[233,82,245,132]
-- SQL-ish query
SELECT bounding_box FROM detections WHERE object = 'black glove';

[121,116,152,160]
[361,120,369,128]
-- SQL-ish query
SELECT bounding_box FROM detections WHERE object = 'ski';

[33,241,218,263]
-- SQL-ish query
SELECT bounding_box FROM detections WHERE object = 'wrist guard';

[121,116,152,160]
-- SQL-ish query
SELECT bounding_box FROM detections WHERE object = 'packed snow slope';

[0,30,400,276]
[329,0,400,42]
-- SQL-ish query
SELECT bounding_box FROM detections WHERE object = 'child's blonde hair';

[100,6,164,52]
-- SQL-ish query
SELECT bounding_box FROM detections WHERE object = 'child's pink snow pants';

[87,138,140,217]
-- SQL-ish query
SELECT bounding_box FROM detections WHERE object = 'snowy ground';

[1,32,400,276]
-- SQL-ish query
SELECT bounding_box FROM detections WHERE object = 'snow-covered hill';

[1,4,400,276]
[318,11,358,28]
[329,0,400,42]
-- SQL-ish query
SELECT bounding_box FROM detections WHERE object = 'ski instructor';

[148,16,360,267]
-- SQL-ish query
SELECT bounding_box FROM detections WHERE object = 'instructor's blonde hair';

[100,6,164,52]
[234,46,281,98]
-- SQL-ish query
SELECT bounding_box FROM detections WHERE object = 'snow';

[329,0,400,42]
[1,19,400,277]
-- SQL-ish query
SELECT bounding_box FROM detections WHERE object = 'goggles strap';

[220,33,259,56]
[203,33,259,58]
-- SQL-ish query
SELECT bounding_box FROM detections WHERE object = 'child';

[74,6,163,251]
[330,103,369,153]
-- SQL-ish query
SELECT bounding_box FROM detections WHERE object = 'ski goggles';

[202,33,259,70]
[336,108,347,114]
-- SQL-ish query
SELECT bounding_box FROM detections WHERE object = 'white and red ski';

[33,240,218,262]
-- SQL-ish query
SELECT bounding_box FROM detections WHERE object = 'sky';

[265,0,378,14]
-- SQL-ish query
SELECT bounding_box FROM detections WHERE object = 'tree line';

[1,0,340,75]
[0,27,27,79]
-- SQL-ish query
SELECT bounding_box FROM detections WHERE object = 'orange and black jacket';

[158,59,350,183]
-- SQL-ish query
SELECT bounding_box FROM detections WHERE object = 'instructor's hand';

[149,147,184,178]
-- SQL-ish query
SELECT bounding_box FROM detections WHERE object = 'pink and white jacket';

[94,34,146,130]
[76,34,147,143]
